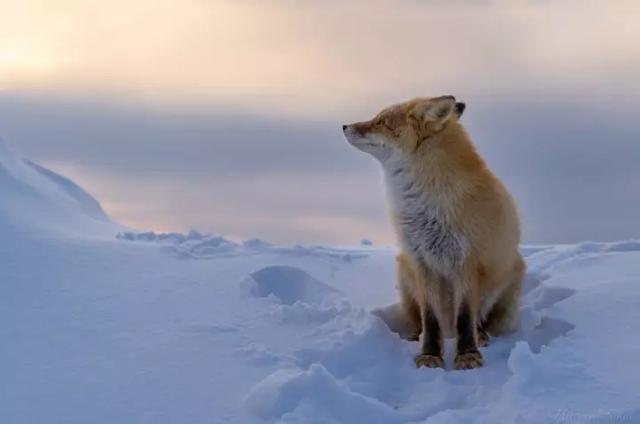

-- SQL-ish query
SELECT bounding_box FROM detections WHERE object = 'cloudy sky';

[1,0,639,244]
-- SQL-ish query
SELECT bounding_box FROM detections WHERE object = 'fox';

[343,96,525,370]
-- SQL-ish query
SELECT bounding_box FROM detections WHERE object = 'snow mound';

[249,266,342,305]
[0,139,116,237]
[244,363,399,423]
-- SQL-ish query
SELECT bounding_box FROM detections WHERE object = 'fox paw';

[477,328,490,347]
[454,351,483,370]
[415,354,444,369]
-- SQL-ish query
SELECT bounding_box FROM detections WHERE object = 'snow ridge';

[0,139,116,237]
[118,230,370,261]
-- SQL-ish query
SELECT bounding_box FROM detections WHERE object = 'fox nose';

[342,124,348,131]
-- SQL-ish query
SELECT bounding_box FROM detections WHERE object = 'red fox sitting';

[343,96,525,370]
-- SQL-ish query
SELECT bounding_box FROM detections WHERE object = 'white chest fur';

[383,153,467,274]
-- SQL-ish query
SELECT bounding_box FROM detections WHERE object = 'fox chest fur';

[384,155,467,275]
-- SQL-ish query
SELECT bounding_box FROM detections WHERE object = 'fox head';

[342,96,466,162]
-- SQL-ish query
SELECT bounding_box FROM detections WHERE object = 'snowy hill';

[1,142,639,423]
[0,139,117,238]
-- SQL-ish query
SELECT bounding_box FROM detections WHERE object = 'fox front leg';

[454,300,483,370]
[415,305,444,369]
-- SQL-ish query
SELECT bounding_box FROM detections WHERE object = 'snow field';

[1,140,639,423]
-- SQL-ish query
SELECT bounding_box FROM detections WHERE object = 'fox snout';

[342,121,388,159]
[342,123,358,140]
[342,122,367,140]
[342,123,359,136]
[342,123,366,146]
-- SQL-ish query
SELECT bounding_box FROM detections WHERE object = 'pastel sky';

[1,0,639,244]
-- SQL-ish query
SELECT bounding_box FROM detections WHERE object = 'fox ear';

[424,96,456,123]
[412,96,457,133]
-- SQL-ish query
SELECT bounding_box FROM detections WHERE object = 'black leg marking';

[415,305,444,368]
[483,299,509,335]
[421,307,442,356]
[454,301,483,369]
[456,301,478,354]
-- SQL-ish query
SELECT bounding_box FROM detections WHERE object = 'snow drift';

[1,140,639,424]
[0,139,117,237]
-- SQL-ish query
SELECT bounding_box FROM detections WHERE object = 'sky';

[1,0,639,244]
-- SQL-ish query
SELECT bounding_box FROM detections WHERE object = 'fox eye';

[377,118,392,130]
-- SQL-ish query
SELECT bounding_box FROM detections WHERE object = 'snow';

[1,140,639,423]
[0,139,118,237]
